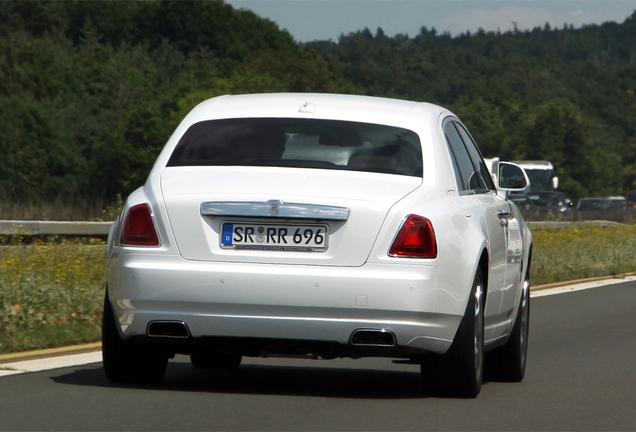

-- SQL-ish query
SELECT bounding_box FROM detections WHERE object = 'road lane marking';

[0,352,102,377]
[531,276,636,298]
[0,342,101,362]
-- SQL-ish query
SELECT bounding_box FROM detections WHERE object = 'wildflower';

[13,304,20,311]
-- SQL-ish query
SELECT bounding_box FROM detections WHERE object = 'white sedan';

[103,93,532,397]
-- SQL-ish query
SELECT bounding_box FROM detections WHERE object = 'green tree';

[514,98,614,199]
[451,97,506,157]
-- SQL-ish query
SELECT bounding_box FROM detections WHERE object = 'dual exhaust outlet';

[147,321,396,347]
[349,329,396,346]
[147,321,190,338]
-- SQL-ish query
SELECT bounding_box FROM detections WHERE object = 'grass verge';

[531,224,636,285]
[0,238,106,355]
[2,223,636,354]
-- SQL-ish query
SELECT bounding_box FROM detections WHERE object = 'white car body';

[105,93,532,396]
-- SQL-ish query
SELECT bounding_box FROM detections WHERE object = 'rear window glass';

[167,118,423,177]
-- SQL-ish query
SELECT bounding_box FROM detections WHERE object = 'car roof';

[183,93,449,129]
[579,197,625,201]
[529,191,562,196]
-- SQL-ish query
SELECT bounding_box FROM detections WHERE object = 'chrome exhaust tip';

[350,329,396,346]
[147,321,190,338]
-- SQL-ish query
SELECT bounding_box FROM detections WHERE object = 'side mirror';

[498,162,529,191]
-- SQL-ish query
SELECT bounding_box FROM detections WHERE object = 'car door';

[443,119,512,340]
[455,122,524,337]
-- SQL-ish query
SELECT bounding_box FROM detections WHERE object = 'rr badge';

[268,200,282,216]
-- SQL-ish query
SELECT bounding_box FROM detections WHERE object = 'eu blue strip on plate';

[222,223,233,245]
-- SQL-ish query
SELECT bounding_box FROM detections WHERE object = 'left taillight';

[120,204,160,246]
[389,215,437,258]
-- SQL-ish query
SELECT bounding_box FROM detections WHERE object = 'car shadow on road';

[50,360,473,399]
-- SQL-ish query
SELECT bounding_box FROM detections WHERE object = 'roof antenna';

[299,101,316,113]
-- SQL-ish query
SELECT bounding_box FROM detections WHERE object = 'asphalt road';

[1,282,635,431]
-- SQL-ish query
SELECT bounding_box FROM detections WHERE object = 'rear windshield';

[167,118,423,177]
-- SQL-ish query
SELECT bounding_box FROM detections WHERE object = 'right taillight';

[120,204,160,246]
[389,215,437,258]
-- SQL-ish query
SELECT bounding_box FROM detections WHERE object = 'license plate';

[221,222,328,251]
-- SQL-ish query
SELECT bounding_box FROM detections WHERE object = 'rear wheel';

[421,268,485,398]
[486,269,530,382]
[102,290,168,385]
[190,351,242,370]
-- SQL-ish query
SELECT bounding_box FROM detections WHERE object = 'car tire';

[421,268,484,398]
[486,269,530,382]
[190,351,242,370]
[102,290,168,385]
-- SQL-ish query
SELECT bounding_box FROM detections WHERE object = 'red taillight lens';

[121,204,160,246]
[389,215,437,258]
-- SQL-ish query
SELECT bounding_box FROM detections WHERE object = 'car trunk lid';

[161,166,421,266]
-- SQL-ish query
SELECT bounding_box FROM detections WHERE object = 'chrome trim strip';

[201,200,350,220]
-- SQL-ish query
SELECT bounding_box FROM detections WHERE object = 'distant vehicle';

[606,197,627,210]
[508,192,535,216]
[577,197,627,212]
[527,191,571,214]
[512,161,558,193]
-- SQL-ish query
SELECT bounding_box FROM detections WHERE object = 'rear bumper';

[107,253,460,355]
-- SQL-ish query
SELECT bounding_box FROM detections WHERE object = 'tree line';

[307,16,636,200]
[0,1,635,218]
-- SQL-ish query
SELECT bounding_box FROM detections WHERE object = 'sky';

[223,0,636,42]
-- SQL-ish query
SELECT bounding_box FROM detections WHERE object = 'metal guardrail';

[527,220,627,229]
[0,220,112,236]
[0,219,626,236]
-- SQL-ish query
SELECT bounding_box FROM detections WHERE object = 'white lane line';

[1,276,634,378]
[531,276,636,298]
[0,351,102,377]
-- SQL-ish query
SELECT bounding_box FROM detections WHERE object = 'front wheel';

[102,290,168,385]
